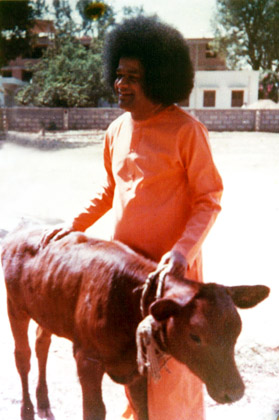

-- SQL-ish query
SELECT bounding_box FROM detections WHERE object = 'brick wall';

[3,107,124,132]
[0,108,3,131]
[1,107,279,132]
[193,109,256,131]
[259,110,279,132]
[5,107,65,131]
[67,108,123,130]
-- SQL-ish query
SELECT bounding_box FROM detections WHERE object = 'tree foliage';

[15,0,116,107]
[16,35,114,107]
[122,5,145,18]
[0,0,49,67]
[76,0,116,39]
[0,0,35,67]
[258,71,279,102]
[52,0,76,35]
[31,0,49,19]
[13,1,147,107]
[213,0,279,70]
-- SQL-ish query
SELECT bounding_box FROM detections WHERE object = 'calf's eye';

[190,333,201,345]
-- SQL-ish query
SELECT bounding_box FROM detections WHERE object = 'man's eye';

[116,75,139,83]
[190,334,202,345]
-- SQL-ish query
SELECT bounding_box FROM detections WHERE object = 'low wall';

[193,109,256,131]
[258,110,279,132]
[0,107,279,132]
[1,107,124,132]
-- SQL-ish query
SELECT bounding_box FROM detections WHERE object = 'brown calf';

[1,223,269,420]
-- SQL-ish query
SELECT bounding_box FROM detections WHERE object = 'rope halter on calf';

[136,266,170,382]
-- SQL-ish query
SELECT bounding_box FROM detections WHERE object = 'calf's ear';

[150,299,182,322]
[227,285,270,308]
[150,285,198,322]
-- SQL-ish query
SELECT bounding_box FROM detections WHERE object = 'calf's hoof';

[21,403,35,420]
[37,407,55,419]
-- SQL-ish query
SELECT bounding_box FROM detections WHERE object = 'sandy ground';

[0,130,279,420]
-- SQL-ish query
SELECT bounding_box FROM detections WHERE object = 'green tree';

[213,0,279,71]
[122,5,145,18]
[259,71,279,102]
[76,0,116,39]
[16,35,114,107]
[0,0,35,67]
[52,0,76,36]
[31,0,49,19]
[15,1,118,107]
[0,0,49,67]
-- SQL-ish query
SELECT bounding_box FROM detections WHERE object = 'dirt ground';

[0,130,279,420]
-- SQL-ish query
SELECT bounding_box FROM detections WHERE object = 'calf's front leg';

[7,300,34,420]
[74,348,105,420]
[35,326,54,419]
[126,375,148,420]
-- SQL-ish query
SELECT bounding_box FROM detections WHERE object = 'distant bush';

[16,35,115,107]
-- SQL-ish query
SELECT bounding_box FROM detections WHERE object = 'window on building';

[203,90,216,107]
[22,46,47,59]
[205,43,217,58]
[22,71,33,82]
[231,90,244,107]
[31,46,46,59]
[2,70,12,77]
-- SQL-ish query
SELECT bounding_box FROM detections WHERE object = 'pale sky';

[45,0,217,39]
[113,0,217,38]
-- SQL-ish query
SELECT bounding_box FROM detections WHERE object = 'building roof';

[31,20,56,35]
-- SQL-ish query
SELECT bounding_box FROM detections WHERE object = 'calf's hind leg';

[7,299,35,420]
[35,326,54,419]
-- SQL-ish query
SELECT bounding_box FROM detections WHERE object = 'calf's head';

[150,280,269,404]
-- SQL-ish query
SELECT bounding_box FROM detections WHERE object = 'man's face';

[114,57,156,120]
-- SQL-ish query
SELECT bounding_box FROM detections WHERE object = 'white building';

[187,70,259,109]
[183,39,260,110]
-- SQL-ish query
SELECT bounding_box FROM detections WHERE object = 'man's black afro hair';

[103,16,194,106]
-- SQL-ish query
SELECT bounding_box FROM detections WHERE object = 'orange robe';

[72,105,223,419]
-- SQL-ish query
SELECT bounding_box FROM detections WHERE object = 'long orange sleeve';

[71,132,115,232]
[171,120,223,267]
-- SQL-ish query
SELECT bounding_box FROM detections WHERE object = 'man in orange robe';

[45,16,223,420]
